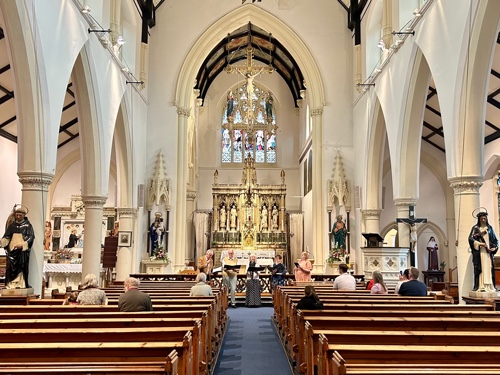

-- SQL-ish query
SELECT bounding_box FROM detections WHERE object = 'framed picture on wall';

[118,231,132,247]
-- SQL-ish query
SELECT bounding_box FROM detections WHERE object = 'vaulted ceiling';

[0,25,498,154]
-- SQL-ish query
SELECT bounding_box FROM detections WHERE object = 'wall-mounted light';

[392,30,415,36]
[88,28,111,34]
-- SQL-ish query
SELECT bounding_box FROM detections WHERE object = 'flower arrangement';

[440,261,446,271]
[150,247,171,264]
[327,247,347,265]
[55,248,73,260]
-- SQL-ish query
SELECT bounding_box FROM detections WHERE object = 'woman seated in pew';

[77,273,108,305]
[62,291,79,305]
[370,270,388,294]
[296,285,324,310]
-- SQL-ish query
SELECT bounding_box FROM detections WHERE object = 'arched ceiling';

[195,22,306,107]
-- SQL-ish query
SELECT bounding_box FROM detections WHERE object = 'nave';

[213,306,292,375]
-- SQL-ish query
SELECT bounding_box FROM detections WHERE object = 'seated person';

[296,285,324,310]
[398,267,428,296]
[118,277,153,312]
[190,272,213,296]
[62,291,79,305]
[332,263,356,290]
[394,268,409,294]
[370,270,388,294]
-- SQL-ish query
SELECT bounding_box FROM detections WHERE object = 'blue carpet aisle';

[213,306,293,375]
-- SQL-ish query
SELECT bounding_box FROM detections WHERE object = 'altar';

[43,263,105,292]
[209,156,288,268]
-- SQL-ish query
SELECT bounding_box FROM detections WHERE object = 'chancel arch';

[176,5,325,268]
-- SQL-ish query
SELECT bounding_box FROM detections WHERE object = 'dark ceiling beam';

[62,101,76,112]
[422,137,445,152]
[66,83,75,98]
[427,86,437,101]
[58,133,79,148]
[487,96,500,110]
[0,115,16,129]
[0,128,16,143]
[422,120,444,138]
[0,64,11,75]
[0,93,14,105]
[488,86,500,99]
[0,83,13,97]
[59,117,78,134]
[492,69,500,80]
[425,104,441,117]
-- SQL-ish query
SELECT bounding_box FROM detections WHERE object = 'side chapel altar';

[210,156,288,268]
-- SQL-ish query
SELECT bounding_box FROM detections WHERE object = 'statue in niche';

[220,204,227,230]
[230,204,237,230]
[272,205,279,230]
[261,205,268,231]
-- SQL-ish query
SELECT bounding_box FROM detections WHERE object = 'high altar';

[211,156,287,267]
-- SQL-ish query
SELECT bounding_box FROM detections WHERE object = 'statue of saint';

[272,205,279,230]
[220,205,227,229]
[230,205,237,229]
[261,206,268,231]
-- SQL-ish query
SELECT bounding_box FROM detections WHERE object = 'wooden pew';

[318,341,500,375]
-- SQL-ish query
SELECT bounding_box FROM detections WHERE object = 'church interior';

[0,0,500,295]
[0,0,499,306]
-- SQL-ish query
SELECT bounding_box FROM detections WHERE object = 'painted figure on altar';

[426,236,439,271]
[67,229,79,248]
[265,93,274,118]
[272,205,279,230]
[261,205,268,231]
[44,221,52,251]
[332,215,346,249]
[0,206,35,289]
[150,213,165,254]
[230,204,237,230]
[468,211,498,292]
[226,90,234,117]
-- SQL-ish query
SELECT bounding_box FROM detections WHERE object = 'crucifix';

[396,205,427,267]
[225,43,273,122]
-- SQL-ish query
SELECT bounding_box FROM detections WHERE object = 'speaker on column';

[138,184,144,208]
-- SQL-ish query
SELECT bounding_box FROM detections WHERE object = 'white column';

[115,208,137,281]
[186,190,196,263]
[174,106,190,272]
[18,172,53,295]
[449,177,482,303]
[81,195,107,285]
[382,0,393,50]
[362,209,381,234]
[311,108,325,271]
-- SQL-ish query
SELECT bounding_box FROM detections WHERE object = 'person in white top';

[332,263,356,290]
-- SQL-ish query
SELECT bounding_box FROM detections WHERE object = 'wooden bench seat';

[332,363,500,375]
[0,361,172,374]
[319,342,500,375]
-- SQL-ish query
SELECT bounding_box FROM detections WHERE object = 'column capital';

[117,207,138,219]
[186,189,197,201]
[449,176,483,194]
[176,106,191,118]
[361,208,382,219]
[81,195,108,209]
[18,171,54,191]
[310,108,323,117]
[393,198,417,212]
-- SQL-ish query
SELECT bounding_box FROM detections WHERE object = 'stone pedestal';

[142,260,173,274]
[361,247,409,287]
[0,288,34,296]
[469,290,499,298]
[324,261,342,275]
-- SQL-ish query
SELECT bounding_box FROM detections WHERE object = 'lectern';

[362,233,384,247]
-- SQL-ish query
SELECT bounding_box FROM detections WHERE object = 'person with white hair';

[77,273,107,305]
[118,277,153,312]
[190,273,213,296]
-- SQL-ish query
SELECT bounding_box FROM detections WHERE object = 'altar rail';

[129,274,365,294]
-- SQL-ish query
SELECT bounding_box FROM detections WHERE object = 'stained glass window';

[221,82,276,163]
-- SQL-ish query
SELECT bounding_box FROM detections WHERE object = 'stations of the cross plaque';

[396,205,427,267]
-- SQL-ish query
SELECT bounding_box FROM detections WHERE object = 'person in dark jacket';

[398,267,427,296]
[118,277,153,312]
[296,285,324,310]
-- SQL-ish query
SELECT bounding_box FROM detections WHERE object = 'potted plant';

[55,248,73,263]
[439,261,446,272]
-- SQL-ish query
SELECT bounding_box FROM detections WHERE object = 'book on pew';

[247,266,266,272]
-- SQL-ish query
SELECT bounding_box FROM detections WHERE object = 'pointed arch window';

[222,82,276,164]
